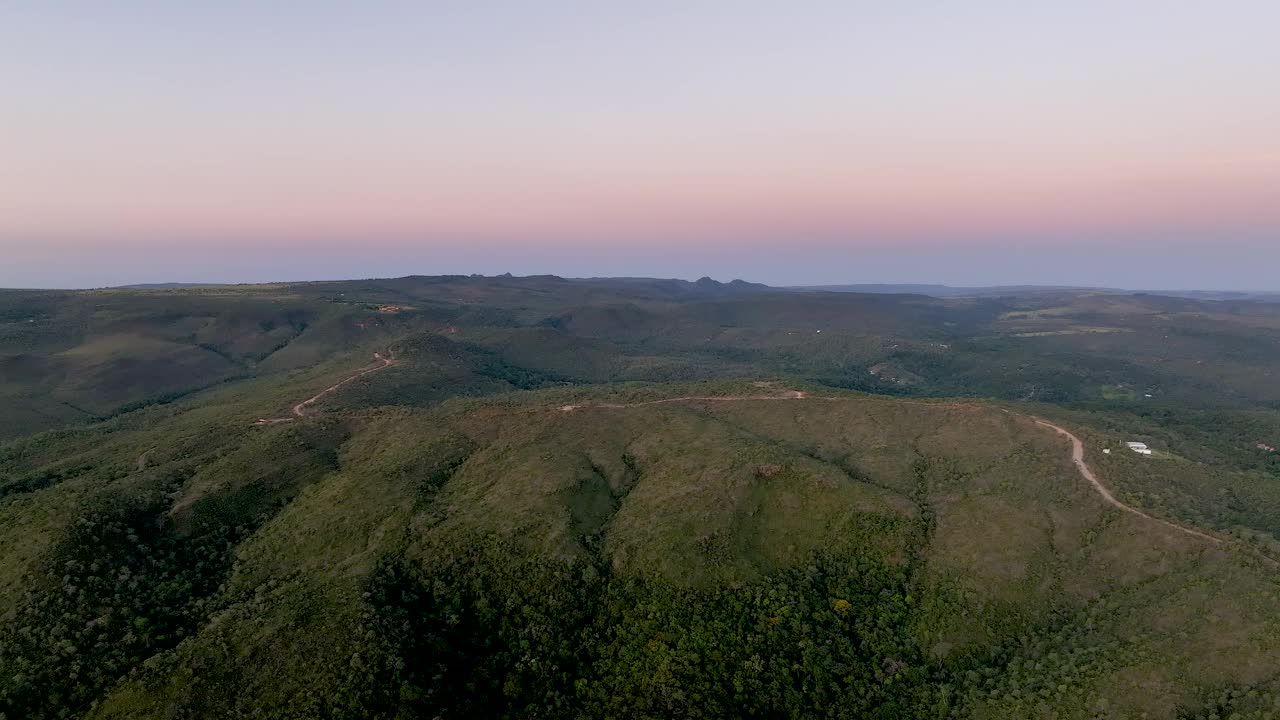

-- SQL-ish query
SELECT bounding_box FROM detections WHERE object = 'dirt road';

[254,351,394,425]
[251,364,1251,555]
[1030,417,1223,544]
[559,390,1235,548]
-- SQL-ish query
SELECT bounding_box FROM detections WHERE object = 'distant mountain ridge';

[106,276,1278,302]
[575,275,772,296]
[113,275,773,296]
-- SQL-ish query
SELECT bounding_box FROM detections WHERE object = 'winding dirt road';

[254,351,394,425]
[254,363,1252,556]
[1030,417,1222,544]
[559,390,1235,548]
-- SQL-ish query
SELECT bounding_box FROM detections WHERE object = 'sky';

[2,1,1278,289]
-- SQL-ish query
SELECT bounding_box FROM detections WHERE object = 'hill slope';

[2,380,1278,719]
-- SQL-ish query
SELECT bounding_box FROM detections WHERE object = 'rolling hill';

[3,276,1280,719]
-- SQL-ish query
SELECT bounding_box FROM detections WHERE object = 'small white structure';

[1102,448,1112,455]
[1125,442,1153,456]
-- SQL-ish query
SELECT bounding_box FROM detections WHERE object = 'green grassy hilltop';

[2,276,1280,719]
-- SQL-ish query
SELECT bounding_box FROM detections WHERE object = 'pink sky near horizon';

[2,1,1278,288]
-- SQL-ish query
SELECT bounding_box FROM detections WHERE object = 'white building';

[1125,442,1153,456]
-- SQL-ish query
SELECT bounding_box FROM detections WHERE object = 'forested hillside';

[3,275,1280,719]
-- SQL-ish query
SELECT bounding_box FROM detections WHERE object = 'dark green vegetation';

[3,275,1280,719]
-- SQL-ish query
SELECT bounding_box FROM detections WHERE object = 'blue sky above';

[2,1,1277,288]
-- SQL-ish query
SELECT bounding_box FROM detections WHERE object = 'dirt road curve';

[1030,418,1223,544]
[560,391,1242,549]
[254,351,394,425]
[250,366,1255,557]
